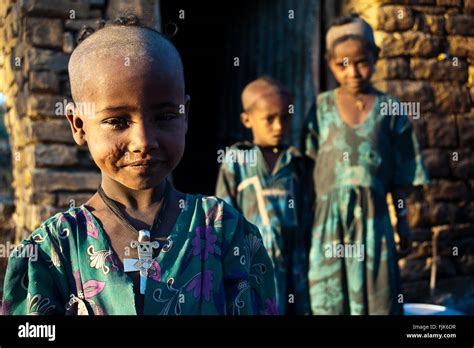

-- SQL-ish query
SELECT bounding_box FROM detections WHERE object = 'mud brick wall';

[0,0,161,244]
[343,0,474,312]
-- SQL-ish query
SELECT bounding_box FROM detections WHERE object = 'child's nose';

[347,63,361,78]
[129,121,159,152]
[273,118,283,132]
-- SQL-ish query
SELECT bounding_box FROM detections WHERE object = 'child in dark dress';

[303,15,429,315]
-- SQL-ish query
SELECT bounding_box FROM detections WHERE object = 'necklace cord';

[97,180,170,235]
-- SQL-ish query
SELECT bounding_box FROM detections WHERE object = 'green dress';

[303,90,429,315]
[216,142,312,315]
[1,194,277,315]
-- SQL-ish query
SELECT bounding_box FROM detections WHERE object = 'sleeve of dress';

[215,161,238,208]
[301,102,319,161]
[222,211,278,315]
[1,234,65,315]
[391,112,430,188]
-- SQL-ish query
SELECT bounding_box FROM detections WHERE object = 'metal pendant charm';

[125,229,160,294]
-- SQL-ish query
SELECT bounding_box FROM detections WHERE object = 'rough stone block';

[20,0,91,19]
[25,143,78,167]
[422,148,450,177]
[29,70,60,93]
[374,30,442,58]
[410,58,467,82]
[425,179,470,201]
[26,94,68,118]
[30,169,101,192]
[56,192,92,207]
[431,83,471,113]
[445,15,474,35]
[25,118,75,144]
[373,58,409,80]
[448,36,474,58]
[26,47,69,72]
[426,115,458,148]
[25,17,63,49]
[365,5,415,31]
[456,114,474,147]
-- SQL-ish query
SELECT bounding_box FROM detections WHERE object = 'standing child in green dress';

[2,15,277,315]
[303,15,429,315]
[216,77,311,315]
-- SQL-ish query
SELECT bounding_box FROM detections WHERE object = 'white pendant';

[125,229,160,294]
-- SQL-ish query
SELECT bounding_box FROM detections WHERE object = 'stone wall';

[344,0,474,312]
[0,103,13,291]
[0,0,161,293]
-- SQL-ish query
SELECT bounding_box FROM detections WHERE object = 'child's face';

[328,39,375,94]
[68,57,190,191]
[241,93,291,147]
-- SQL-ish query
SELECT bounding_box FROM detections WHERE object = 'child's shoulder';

[316,89,395,102]
[316,90,335,105]
[375,90,399,103]
[28,205,91,243]
[217,141,256,172]
[227,141,255,151]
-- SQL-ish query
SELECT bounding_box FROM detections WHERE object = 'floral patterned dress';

[303,90,429,315]
[1,194,277,315]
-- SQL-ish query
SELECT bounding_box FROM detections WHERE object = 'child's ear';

[240,112,252,129]
[65,102,87,146]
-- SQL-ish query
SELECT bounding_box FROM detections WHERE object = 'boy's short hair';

[325,13,380,60]
[68,13,183,103]
[241,76,292,113]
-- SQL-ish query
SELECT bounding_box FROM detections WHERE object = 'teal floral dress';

[1,194,277,315]
[216,142,312,315]
[303,90,429,315]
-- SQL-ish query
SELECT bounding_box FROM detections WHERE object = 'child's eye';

[103,117,129,130]
[266,116,276,124]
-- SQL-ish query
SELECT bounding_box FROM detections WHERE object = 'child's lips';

[127,159,159,166]
[125,159,163,173]
[348,79,364,87]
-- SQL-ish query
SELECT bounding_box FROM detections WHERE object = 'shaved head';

[68,24,184,102]
[241,76,291,112]
[64,15,190,193]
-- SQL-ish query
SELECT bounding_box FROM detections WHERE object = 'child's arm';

[301,102,318,163]
[391,187,412,258]
[222,212,278,315]
[2,239,65,315]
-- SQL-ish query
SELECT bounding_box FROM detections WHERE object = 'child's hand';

[396,219,412,258]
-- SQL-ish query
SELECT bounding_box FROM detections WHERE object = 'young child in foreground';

[216,77,311,315]
[303,15,429,315]
[2,15,277,315]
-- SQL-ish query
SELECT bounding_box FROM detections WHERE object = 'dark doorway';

[160,1,323,195]
[161,1,236,195]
